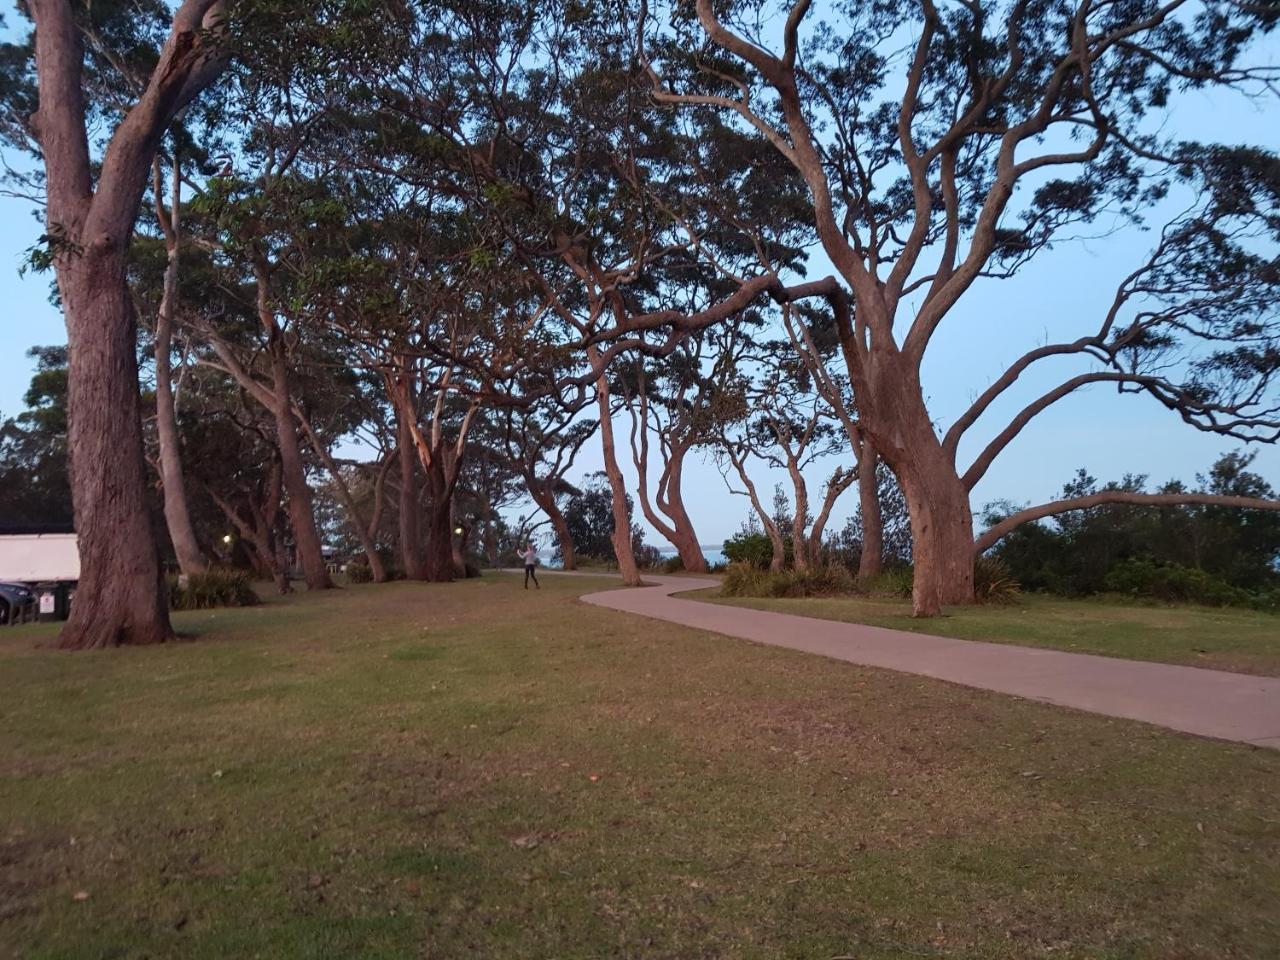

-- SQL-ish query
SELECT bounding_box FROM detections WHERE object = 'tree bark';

[593,359,641,585]
[152,158,208,577]
[874,420,973,615]
[627,405,705,572]
[396,408,425,579]
[785,455,811,572]
[269,376,332,590]
[421,459,456,582]
[855,447,884,581]
[30,0,228,647]
[253,265,332,591]
[657,454,707,572]
[58,261,174,647]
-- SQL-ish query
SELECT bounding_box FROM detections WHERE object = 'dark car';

[0,581,37,625]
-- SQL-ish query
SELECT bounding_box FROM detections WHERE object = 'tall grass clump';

[168,569,260,610]
[721,562,856,598]
[973,556,1022,605]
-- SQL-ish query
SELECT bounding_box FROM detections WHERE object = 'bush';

[722,532,774,569]
[721,562,770,596]
[974,556,1021,605]
[1103,558,1252,607]
[168,569,260,610]
[721,562,856,599]
[861,566,914,599]
[634,543,664,570]
[661,555,684,574]
[346,559,374,583]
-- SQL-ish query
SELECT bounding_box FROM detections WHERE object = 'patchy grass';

[0,573,1276,959]
[689,588,1280,677]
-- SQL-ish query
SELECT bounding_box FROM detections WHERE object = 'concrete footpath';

[568,573,1280,750]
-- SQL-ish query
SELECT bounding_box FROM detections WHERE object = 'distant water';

[656,546,727,566]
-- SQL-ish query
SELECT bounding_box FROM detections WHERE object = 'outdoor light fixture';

[222,534,233,544]
[454,527,464,536]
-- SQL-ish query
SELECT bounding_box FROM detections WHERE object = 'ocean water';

[656,546,728,567]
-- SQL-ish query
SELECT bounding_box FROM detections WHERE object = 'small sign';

[39,593,55,614]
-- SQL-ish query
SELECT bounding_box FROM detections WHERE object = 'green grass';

[690,589,1280,676]
[1,574,1277,958]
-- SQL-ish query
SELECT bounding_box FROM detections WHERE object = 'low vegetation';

[719,558,1019,605]
[167,569,260,611]
[2,575,1278,958]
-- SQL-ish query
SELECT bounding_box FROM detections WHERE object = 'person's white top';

[519,546,537,564]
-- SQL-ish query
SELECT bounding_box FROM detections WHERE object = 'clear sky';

[2,33,1276,550]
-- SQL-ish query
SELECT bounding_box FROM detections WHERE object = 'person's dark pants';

[524,564,539,589]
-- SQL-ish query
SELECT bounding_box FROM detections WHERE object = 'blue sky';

[2,31,1276,549]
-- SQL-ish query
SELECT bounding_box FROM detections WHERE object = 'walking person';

[519,541,540,589]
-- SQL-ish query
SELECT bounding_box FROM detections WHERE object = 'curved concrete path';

[569,573,1280,750]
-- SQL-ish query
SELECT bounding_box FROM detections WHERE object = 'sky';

[1,29,1277,552]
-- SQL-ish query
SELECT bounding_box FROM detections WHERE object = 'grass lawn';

[688,589,1280,677]
[1,574,1277,959]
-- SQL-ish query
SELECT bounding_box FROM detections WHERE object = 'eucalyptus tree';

[189,170,342,591]
[616,326,753,573]
[138,146,210,576]
[780,301,884,579]
[711,330,854,572]
[0,0,229,646]
[636,0,1280,614]
[349,0,814,585]
[495,396,597,572]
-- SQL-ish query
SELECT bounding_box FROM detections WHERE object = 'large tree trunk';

[30,0,229,648]
[626,400,706,573]
[654,451,707,572]
[396,412,425,579]
[786,457,811,572]
[421,460,456,582]
[256,266,331,591]
[868,384,973,615]
[57,260,174,648]
[272,400,332,590]
[154,295,207,577]
[153,161,207,578]
[594,364,641,585]
[856,446,884,581]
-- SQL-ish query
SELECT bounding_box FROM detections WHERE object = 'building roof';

[0,523,76,537]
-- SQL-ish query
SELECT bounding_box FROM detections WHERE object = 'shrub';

[720,562,771,597]
[1103,558,1252,607]
[722,532,774,569]
[861,566,914,599]
[168,569,260,611]
[346,560,373,583]
[974,556,1022,605]
[721,562,856,599]
[661,555,684,574]
[634,543,664,569]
